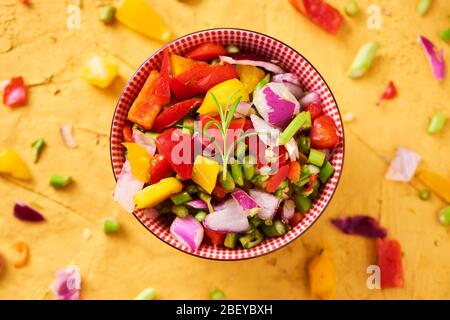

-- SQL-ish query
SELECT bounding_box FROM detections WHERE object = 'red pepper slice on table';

[156,128,193,179]
[310,115,339,149]
[149,154,174,184]
[184,43,227,61]
[170,64,238,100]
[266,164,290,193]
[204,228,226,246]
[152,98,203,133]
[376,238,404,288]
[377,81,397,105]
[289,0,343,35]
[3,77,28,107]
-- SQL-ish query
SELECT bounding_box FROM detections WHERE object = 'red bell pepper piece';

[289,0,343,35]
[212,182,228,200]
[184,43,227,61]
[289,212,303,227]
[310,115,339,149]
[288,161,301,182]
[3,77,28,107]
[204,228,226,245]
[303,103,323,121]
[266,164,290,193]
[377,81,397,105]
[127,70,162,130]
[155,49,171,106]
[152,98,203,133]
[156,128,193,179]
[376,238,404,288]
[122,122,133,142]
[170,64,238,99]
[149,154,174,184]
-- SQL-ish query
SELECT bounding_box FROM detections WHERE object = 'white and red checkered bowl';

[110,28,344,260]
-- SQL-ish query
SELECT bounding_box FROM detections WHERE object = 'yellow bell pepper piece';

[236,65,265,94]
[123,143,152,183]
[197,79,249,115]
[170,54,196,76]
[116,0,172,42]
[416,169,450,203]
[0,149,31,180]
[308,249,336,300]
[191,155,220,194]
[82,56,118,89]
[133,177,183,208]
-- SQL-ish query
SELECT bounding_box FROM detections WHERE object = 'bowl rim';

[109,27,345,261]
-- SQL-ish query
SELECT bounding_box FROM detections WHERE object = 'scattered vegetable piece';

[60,123,78,148]
[50,175,72,189]
[289,0,343,35]
[418,189,431,200]
[185,43,227,61]
[133,177,182,209]
[100,6,116,24]
[3,77,28,107]
[440,28,450,42]
[376,238,404,288]
[103,218,120,234]
[82,56,118,88]
[52,265,81,300]
[113,160,145,213]
[135,288,156,300]
[377,81,397,105]
[341,112,354,123]
[13,200,45,222]
[331,215,387,238]
[417,35,445,81]
[31,138,45,163]
[210,289,226,300]
[0,149,32,180]
[438,206,450,225]
[308,249,336,300]
[116,0,172,42]
[416,169,450,202]
[344,0,359,17]
[417,0,432,16]
[170,216,204,251]
[348,42,380,79]
[12,241,29,268]
[427,113,447,134]
[385,147,421,183]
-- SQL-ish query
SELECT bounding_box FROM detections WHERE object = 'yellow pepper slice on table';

[82,56,118,89]
[116,0,173,42]
[191,155,220,194]
[13,241,29,268]
[308,248,336,300]
[122,143,152,183]
[197,79,249,115]
[416,169,450,203]
[235,65,266,94]
[133,177,183,209]
[0,149,32,180]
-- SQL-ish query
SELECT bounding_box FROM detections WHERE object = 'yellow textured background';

[0,0,449,299]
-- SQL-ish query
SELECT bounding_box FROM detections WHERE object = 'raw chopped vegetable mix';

[113,43,340,251]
